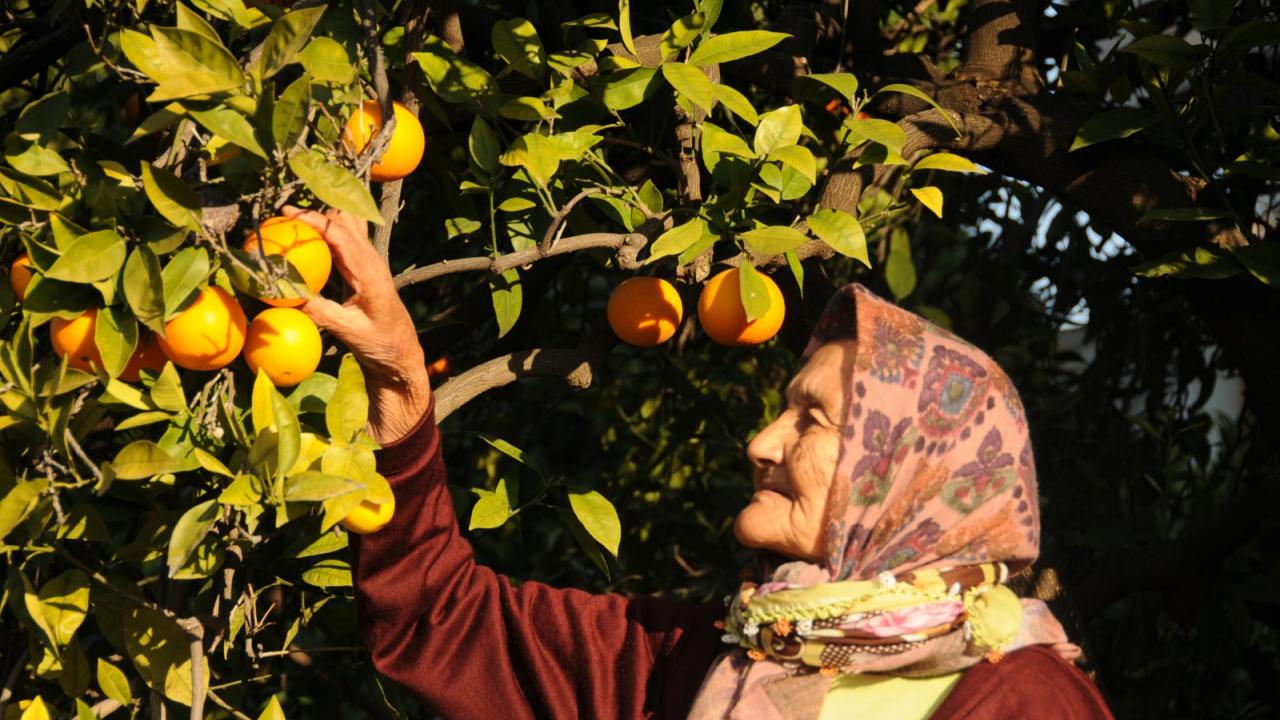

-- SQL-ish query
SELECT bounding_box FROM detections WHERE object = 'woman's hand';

[282,206,431,445]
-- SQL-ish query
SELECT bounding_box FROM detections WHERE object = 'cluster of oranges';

[12,217,328,387]
[607,268,786,348]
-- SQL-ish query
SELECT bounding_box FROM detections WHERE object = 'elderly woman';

[285,208,1113,719]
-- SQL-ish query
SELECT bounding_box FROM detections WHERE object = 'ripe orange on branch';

[9,254,34,301]
[341,495,395,535]
[51,309,103,372]
[158,286,247,371]
[343,100,426,182]
[697,268,786,346]
[243,217,332,307]
[243,307,322,387]
[607,277,684,347]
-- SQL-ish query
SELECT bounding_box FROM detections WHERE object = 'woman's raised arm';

[286,207,722,718]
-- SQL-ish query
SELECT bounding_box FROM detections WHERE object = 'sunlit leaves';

[737,262,772,323]
[326,355,368,444]
[257,6,325,79]
[413,36,495,104]
[686,30,789,66]
[753,105,803,155]
[911,186,944,218]
[599,67,660,110]
[470,477,515,530]
[807,209,869,266]
[297,37,354,83]
[167,500,218,576]
[1070,109,1161,151]
[490,267,523,338]
[148,27,244,101]
[44,231,126,283]
[661,62,716,113]
[568,489,621,558]
[913,153,987,174]
[287,151,383,224]
[492,18,546,78]
[741,226,806,255]
[141,164,202,232]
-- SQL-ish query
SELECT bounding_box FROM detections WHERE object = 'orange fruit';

[51,309,103,372]
[121,334,168,383]
[607,277,683,347]
[157,286,247,371]
[341,495,395,535]
[343,100,425,182]
[243,307,322,387]
[854,110,872,121]
[697,268,786,346]
[9,254,34,302]
[243,217,332,307]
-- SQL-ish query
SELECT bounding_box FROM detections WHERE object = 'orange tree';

[2,0,1278,718]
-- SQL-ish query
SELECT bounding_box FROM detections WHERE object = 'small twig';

[176,617,206,720]
[65,427,104,484]
[393,232,648,289]
[538,188,607,253]
[257,645,365,658]
[205,690,253,720]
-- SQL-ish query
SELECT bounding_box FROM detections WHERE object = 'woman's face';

[734,339,854,561]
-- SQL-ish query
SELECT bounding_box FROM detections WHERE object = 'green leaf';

[498,133,560,187]
[284,471,361,502]
[272,390,301,477]
[18,696,51,720]
[0,479,48,542]
[1070,109,1160,152]
[1141,207,1231,222]
[38,570,90,645]
[15,91,69,142]
[182,101,267,159]
[913,152,987,174]
[4,135,69,177]
[661,63,716,114]
[160,247,210,317]
[568,489,621,557]
[885,228,916,300]
[1133,245,1244,280]
[123,247,166,335]
[638,179,664,214]
[150,363,188,412]
[796,72,858,101]
[295,530,349,558]
[737,261,773,323]
[768,144,816,184]
[258,6,326,77]
[219,474,264,506]
[874,83,960,135]
[1120,34,1202,70]
[469,118,501,178]
[412,36,495,104]
[648,217,708,263]
[167,499,218,576]
[98,659,133,707]
[599,67,660,111]
[297,37,354,84]
[119,29,170,81]
[124,604,206,705]
[288,151,383,224]
[753,105,802,155]
[659,12,706,61]
[499,96,558,121]
[807,208,869,266]
[95,305,138,378]
[44,230,126,283]
[687,30,789,66]
[911,186,944,218]
[700,121,754,171]
[1233,243,1280,287]
[141,163,202,231]
[176,3,220,42]
[302,558,352,588]
[490,267,522,338]
[742,225,807,255]
[713,84,758,125]
[111,441,179,480]
[845,117,906,152]
[326,354,368,443]
[619,0,639,58]
[149,27,245,100]
[469,478,515,530]
[271,73,310,153]
[492,18,546,78]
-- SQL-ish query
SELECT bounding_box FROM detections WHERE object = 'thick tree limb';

[434,347,603,422]
[393,232,647,289]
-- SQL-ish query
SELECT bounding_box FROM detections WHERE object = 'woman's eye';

[806,408,832,429]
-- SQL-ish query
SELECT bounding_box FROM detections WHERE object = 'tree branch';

[434,346,606,422]
[393,232,648,289]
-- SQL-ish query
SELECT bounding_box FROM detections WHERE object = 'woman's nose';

[747,415,791,468]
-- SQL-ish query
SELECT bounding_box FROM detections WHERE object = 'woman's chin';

[733,496,788,553]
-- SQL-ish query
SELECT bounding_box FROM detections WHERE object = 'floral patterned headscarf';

[689,284,1071,720]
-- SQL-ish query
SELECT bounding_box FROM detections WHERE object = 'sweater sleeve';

[351,398,724,720]
[930,646,1114,720]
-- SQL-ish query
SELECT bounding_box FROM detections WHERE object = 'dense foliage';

[1,0,1277,718]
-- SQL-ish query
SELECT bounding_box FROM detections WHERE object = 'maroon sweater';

[353,399,1114,719]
